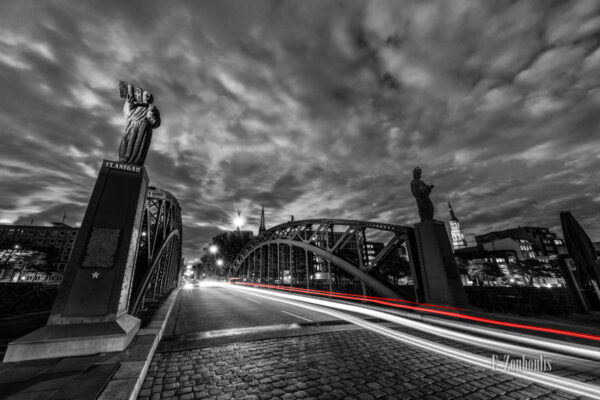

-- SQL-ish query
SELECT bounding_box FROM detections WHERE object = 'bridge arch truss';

[230,219,422,300]
[129,186,182,316]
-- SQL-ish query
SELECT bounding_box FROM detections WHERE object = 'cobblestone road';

[138,329,581,400]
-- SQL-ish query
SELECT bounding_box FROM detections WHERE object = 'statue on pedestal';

[411,167,435,222]
[118,81,161,166]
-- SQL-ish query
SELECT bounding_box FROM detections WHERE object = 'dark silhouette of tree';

[468,261,504,286]
[0,242,59,277]
[208,232,252,277]
[510,259,561,286]
[377,251,412,285]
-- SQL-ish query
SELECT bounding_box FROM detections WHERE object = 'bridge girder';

[230,219,418,300]
[129,186,182,316]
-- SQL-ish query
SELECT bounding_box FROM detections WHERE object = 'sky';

[0,0,599,261]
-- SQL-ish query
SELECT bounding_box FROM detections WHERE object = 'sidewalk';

[0,288,180,400]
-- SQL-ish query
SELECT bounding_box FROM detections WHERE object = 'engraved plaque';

[81,227,120,269]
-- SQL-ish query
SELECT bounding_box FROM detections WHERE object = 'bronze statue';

[411,167,435,222]
[118,82,161,165]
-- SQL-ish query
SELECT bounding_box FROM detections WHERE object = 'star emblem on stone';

[91,271,100,279]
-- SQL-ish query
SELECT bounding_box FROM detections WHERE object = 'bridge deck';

[138,285,599,399]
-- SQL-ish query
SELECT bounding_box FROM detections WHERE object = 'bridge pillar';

[413,220,468,308]
[4,160,146,362]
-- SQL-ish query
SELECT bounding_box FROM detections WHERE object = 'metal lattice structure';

[230,219,422,301]
[129,186,182,316]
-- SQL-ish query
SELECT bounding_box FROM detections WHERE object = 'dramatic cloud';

[1,0,599,260]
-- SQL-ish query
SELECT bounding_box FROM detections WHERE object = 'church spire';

[259,206,266,234]
[448,201,458,222]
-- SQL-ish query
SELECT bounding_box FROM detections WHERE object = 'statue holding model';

[411,166,435,222]
[118,81,161,166]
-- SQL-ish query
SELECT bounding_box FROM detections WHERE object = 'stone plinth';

[4,160,148,362]
[413,220,468,308]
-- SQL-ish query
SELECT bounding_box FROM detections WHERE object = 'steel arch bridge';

[229,219,424,301]
[129,186,183,316]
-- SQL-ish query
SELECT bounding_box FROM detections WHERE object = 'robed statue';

[118,81,161,165]
[411,167,435,222]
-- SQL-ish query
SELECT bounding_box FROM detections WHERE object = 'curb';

[98,288,181,400]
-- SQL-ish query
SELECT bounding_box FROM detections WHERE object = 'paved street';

[163,284,334,338]
[138,286,590,399]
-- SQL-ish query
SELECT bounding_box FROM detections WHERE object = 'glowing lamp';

[234,214,245,229]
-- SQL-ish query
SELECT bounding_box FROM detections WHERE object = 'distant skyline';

[1,0,599,260]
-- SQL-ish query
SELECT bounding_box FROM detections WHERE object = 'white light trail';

[231,285,600,362]
[227,285,600,400]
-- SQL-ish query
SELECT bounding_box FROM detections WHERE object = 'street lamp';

[209,244,218,254]
[233,212,244,230]
[216,259,224,267]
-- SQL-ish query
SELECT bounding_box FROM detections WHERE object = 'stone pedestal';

[4,160,148,362]
[414,220,468,308]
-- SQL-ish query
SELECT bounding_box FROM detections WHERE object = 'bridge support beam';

[413,220,468,308]
[4,160,145,362]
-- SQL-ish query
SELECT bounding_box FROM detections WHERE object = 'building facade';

[475,226,567,260]
[482,238,536,261]
[0,222,79,283]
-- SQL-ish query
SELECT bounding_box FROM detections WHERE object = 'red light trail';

[233,282,600,342]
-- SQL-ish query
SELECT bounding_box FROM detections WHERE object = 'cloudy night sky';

[1,0,599,261]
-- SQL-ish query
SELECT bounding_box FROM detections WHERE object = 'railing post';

[305,248,309,289]
[289,244,293,287]
[251,253,255,282]
[259,246,263,283]
[328,260,332,293]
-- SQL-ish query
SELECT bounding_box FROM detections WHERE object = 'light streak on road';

[227,284,600,399]
[280,310,314,322]
[236,282,600,344]
[229,284,600,361]
[239,283,600,362]
[198,323,301,339]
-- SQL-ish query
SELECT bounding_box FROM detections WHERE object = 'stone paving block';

[113,360,147,380]
[52,362,120,399]
[139,329,589,400]
[0,365,50,384]
[5,390,57,400]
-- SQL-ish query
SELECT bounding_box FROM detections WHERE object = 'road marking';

[244,297,262,304]
[281,310,313,322]
[199,324,300,338]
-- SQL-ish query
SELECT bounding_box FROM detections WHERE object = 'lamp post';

[233,212,244,231]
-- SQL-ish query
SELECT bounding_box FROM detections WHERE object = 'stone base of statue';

[4,160,148,362]
[413,220,469,308]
